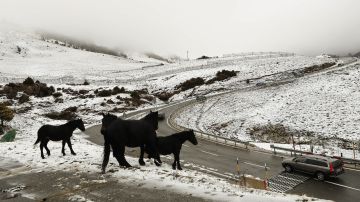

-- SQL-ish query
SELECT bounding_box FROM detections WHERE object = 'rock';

[54,98,64,103]
[64,106,77,112]
[23,77,34,85]
[52,92,62,98]
[106,99,115,104]
[44,111,76,120]
[112,86,125,95]
[97,89,112,97]
[17,106,32,114]
[1,79,55,98]
[79,90,89,95]
[18,94,30,104]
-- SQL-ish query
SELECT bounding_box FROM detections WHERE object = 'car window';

[294,157,306,163]
[305,159,327,167]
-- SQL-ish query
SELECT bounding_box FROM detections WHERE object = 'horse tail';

[34,127,42,146]
[34,137,40,145]
[101,137,111,173]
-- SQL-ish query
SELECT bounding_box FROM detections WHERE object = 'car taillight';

[329,163,334,173]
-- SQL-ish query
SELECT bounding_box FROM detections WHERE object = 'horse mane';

[66,119,79,126]
[142,111,157,121]
[142,111,158,129]
[172,131,192,140]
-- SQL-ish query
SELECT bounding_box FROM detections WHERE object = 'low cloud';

[1,0,359,57]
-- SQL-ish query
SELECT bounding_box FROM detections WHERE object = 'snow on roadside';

[0,112,323,202]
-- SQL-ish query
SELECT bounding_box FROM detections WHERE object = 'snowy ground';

[0,109,321,201]
[0,30,335,201]
[174,61,360,159]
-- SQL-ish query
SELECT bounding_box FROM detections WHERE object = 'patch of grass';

[175,77,205,91]
[206,70,237,85]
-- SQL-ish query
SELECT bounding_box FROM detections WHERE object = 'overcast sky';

[1,0,360,58]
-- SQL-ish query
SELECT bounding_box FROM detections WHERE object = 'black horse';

[101,111,162,173]
[147,130,198,170]
[34,119,85,159]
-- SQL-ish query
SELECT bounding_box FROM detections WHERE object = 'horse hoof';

[71,153,76,155]
[177,167,183,170]
[139,160,145,166]
[41,156,45,159]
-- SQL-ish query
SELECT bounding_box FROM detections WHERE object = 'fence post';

[236,157,241,188]
[264,163,268,190]
[353,142,356,160]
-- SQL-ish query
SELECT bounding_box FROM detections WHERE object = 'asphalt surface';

[85,98,360,202]
[0,165,206,202]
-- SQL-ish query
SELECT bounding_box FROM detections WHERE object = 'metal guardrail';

[270,144,360,166]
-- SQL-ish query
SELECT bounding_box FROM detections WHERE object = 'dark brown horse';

[35,119,85,159]
[147,130,198,170]
[100,111,161,173]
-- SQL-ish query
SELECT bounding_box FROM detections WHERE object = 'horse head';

[76,118,86,131]
[187,129,198,145]
[146,145,162,166]
[143,111,159,130]
[100,113,118,135]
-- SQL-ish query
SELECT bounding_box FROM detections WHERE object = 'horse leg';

[174,151,182,170]
[172,157,176,170]
[62,140,66,156]
[67,138,76,155]
[44,139,50,156]
[113,145,131,168]
[139,145,145,166]
[40,140,45,159]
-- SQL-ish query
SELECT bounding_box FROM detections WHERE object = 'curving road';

[85,100,360,202]
[85,59,360,202]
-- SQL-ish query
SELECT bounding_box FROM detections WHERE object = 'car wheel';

[316,172,325,181]
[284,165,292,173]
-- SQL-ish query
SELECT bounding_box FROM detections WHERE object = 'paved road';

[84,59,360,202]
[85,96,360,202]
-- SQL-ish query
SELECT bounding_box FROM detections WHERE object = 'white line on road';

[344,167,360,172]
[199,150,219,156]
[189,164,237,181]
[324,181,360,192]
[243,161,270,170]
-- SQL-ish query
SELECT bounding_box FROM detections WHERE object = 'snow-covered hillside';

[0,30,341,201]
[1,30,335,96]
[175,61,360,153]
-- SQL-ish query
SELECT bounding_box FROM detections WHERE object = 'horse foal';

[34,119,85,159]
